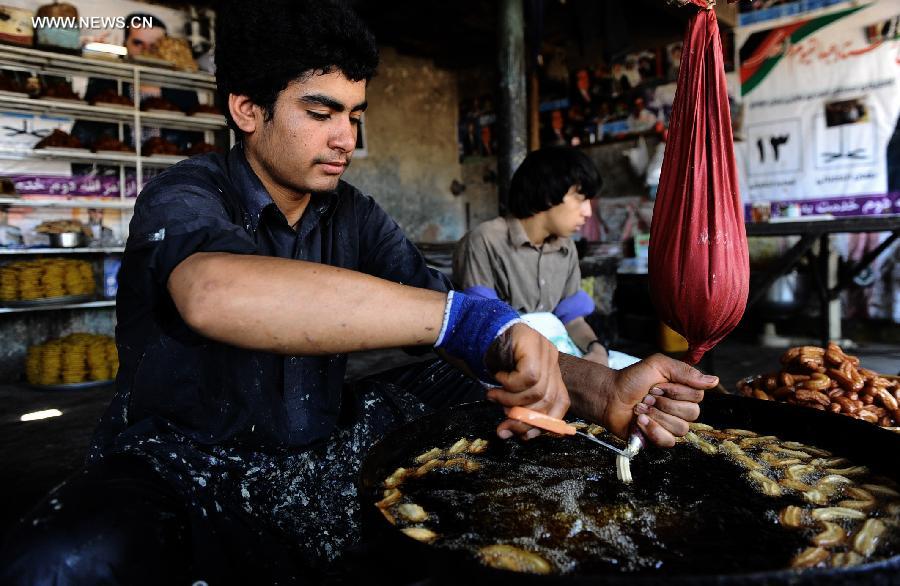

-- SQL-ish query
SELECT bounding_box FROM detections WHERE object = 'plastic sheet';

[648,3,749,364]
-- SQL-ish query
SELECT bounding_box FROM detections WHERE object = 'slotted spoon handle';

[506,406,576,436]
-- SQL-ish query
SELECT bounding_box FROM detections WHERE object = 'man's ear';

[229,94,260,135]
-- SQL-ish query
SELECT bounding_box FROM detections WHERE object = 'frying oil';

[400,434,898,575]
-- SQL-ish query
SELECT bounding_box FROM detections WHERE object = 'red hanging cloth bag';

[649,1,749,365]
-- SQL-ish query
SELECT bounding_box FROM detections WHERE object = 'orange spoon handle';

[506,406,576,436]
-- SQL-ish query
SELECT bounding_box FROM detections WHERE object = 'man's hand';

[564,353,718,448]
[483,323,570,440]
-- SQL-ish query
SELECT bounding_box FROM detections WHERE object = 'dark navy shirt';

[94,144,450,452]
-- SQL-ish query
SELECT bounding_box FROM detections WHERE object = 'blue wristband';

[434,291,522,385]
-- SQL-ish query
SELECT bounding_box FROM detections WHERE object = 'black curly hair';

[507,147,602,219]
[214,0,379,133]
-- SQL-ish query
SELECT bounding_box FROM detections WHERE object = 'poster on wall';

[736,1,900,216]
[737,0,853,27]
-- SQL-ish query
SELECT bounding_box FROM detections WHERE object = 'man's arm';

[169,251,571,437]
[489,352,717,447]
[169,252,446,354]
[564,316,608,366]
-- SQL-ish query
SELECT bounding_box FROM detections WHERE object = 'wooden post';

[528,66,540,152]
[497,0,527,215]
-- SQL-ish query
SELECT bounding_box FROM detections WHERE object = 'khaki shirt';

[452,216,581,317]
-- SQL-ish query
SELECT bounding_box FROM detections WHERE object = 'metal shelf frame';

[0,196,134,209]
[0,44,216,92]
[0,246,124,255]
[0,147,185,167]
[0,44,228,202]
[0,93,225,130]
[0,299,115,314]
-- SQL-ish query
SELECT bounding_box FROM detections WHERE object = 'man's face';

[125,26,165,56]
[545,186,592,237]
[246,71,366,196]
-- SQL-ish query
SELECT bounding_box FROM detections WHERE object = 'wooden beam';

[528,66,540,152]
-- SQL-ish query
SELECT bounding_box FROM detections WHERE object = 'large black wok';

[358,393,900,585]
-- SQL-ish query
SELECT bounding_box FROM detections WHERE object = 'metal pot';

[48,231,83,248]
[359,394,900,585]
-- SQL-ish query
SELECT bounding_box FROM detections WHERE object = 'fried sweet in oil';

[801,489,830,506]
[738,435,777,448]
[831,551,864,568]
[747,471,782,497]
[467,438,489,454]
[862,483,900,499]
[732,454,764,471]
[719,440,744,457]
[853,518,887,557]
[779,478,813,493]
[379,507,396,525]
[779,505,812,529]
[376,488,402,509]
[816,474,854,488]
[838,487,877,512]
[759,453,802,468]
[791,546,830,569]
[414,448,442,464]
[384,467,408,489]
[812,521,847,547]
[447,438,469,455]
[810,457,850,468]
[414,460,442,477]
[397,503,428,523]
[824,466,869,477]
[684,432,718,454]
[781,442,831,458]
[477,544,552,575]
[811,507,867,521]
[401,527,438,543]
[724,428,757,437]
[785,464,816,483]
[768,446,812,460]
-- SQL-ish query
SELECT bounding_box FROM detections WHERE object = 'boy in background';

[455,146,638,368]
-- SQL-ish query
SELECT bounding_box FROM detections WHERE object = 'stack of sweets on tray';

[738,343,900,429]
[26,333,117,386]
